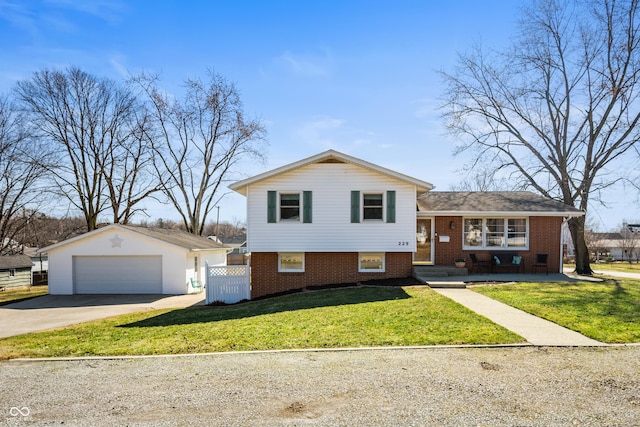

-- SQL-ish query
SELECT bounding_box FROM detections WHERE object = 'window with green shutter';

[351,190,396,223]
[268,191,312,223]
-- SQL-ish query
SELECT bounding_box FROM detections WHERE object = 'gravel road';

[1,346,639,426]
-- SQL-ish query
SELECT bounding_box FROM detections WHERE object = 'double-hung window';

[463,218,529,249]
[351,190,396,223]
[363,193,383,220]
[280,193,300,221]
[267,191,312,223]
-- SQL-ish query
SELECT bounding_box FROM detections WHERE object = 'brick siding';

[432,216,562,273]
[250,252,413,299]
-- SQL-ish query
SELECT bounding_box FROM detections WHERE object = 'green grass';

[564,262,640,273]
[473,280,640,343]
[0,286,48,305]
[0,286,523,359]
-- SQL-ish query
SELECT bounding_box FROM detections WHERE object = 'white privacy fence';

[206,262,250,304]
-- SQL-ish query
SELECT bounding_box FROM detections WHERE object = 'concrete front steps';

[413,265,468,289]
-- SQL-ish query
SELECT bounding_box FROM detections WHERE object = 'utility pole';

[215,206,220,240]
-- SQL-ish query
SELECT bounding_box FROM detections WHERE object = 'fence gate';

[206,262,250,304]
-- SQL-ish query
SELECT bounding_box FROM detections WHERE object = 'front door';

[415,218,433,263]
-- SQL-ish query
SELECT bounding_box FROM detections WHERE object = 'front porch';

[413,264,581,289]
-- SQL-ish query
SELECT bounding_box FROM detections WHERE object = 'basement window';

[278,253,305,272]
[358,253,385,272]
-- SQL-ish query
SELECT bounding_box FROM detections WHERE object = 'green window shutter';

[303,191,312,223]
[267,191,277,223]
[386,191,396,223]
[351,191,360,223]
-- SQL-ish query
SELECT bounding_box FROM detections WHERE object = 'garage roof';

[37,224,230,254]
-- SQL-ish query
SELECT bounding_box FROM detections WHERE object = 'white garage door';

[73,256,162,294]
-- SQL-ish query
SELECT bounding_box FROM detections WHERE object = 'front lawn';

[0,286,523,359]
[472,280,640,343]
[0,286,48,305]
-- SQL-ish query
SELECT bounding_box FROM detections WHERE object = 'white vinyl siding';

[247,163,417,252]
[46,226,214,295]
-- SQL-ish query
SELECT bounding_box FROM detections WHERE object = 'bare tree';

[21,213,87,248]
[449,165,510,191]
[441,0,640,274]
[102,106,161,224]
[0,96,49,255]
[15,67,160,231]
[134,70,267,236]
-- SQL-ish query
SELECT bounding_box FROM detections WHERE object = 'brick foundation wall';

[250,252,413,299]
[432,216,562,273]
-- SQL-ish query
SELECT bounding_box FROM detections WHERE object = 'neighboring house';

[38,224,230,295]
[0,255,34,289]
[627,224,640,233]
[218,236,248,265]
[23,247,49,273]
[230,150,584,299]
[590,232,639,261]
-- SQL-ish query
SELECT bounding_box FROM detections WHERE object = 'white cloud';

[293,116,379,152]
[276,48,333,77]
[109,53,129,78]
[44,0,127,24]
[0,0,37,35]
[294,116,345,149]
[412,97,439,119]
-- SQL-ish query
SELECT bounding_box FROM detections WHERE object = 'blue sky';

[0,0,634,230]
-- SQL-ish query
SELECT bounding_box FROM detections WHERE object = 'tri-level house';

[230,150,583,299]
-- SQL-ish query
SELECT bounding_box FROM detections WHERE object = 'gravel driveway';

[2,346,639,426]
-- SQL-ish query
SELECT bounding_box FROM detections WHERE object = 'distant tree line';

[0,67,265,254]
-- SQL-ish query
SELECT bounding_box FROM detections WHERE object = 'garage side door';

[73,256,162,294]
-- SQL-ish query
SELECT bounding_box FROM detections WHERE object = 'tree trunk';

[568,216,593,275]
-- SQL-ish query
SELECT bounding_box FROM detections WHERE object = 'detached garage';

[39,224,230,295]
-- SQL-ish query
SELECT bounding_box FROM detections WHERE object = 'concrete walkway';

[434,288,606,346]
[585,269,640,280]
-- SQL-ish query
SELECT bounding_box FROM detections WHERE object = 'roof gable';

[38,224,230,254]
[229,150,434,195]
[417,191,583,216]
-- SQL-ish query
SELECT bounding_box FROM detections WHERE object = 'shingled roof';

[0,255,33,270]
[38,224,230,254]
[118,225,228,251]
[417,191,583,216]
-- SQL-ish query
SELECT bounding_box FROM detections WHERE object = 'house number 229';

[397,241,409,246]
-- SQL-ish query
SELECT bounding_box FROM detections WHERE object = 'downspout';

[560,217,569,274]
